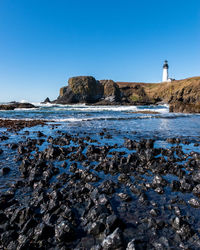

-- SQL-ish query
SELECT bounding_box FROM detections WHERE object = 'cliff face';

[55,77,154,105]
[149,77,200,103]
[147,77,200,113]
[56,76,103,104]
[117,82,157,105]
[54,76,200,113]
[55,77,122,105]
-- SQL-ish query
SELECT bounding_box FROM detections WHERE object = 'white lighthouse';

[162,60,170,82]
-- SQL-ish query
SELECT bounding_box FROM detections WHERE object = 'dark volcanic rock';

[0,130,200,249]
[1,167,10,175]
[55,220,75,242]
[42,97,51,103]
[102,228,123,249]
[188,198,200,208]
[0,102,36,110]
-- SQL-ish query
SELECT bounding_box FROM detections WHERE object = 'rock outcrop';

[0,102,36,110]
[54,75,200,113]
[55,76,123,105]
[55,76,155,105]
[56,76,104,104]
[149,77,200,113]
[42,97,51,104]
[169,102,200,113]
[117,82,157,105]
[100,80,121,101]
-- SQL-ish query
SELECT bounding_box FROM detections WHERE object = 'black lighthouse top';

[163,60,169,69]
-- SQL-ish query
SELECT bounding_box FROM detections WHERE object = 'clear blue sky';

[0,0,199,102]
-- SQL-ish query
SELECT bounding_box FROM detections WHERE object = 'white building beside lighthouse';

[162,60,172,82]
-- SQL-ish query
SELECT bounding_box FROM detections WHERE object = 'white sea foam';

[20,100,29,103]
[17,101,170,114]
[38,105,141,112]
[52,117,111,122]
[14,108,39,111]
[0,117,46,121]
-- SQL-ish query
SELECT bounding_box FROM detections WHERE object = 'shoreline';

[0,125,200,249]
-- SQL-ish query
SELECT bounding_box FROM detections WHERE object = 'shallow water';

[1,104,200,248]
[0,103,200,141]
[0,103,200,193]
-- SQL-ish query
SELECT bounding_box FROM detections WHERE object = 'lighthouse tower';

[162,60,169,82]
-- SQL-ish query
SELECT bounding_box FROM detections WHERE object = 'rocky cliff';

[54,76,154,105]
[146,77,200,113]
[55,76,122,105]
[54,76,200,113]
[56,76,103,104]
[117,77,200,112]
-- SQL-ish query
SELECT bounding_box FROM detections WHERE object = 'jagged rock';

[193,184,200,196]
[188,198,200,208]
[192,171,200,183]
[126,239,136,250]
[102,228,123,249]
[88,221,105,235]
[33,223,54,241]
[55,220,75,242]
[42,97,51,103]
[172,217,182,230]
[117,193,132,201]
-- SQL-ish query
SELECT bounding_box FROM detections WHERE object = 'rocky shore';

[0,119,47,131]
[50,76,200,113]
[0,124,200,249]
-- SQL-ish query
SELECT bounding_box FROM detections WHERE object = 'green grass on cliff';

[130,94,141,102]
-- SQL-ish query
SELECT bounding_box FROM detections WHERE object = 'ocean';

[0,103,200,141]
